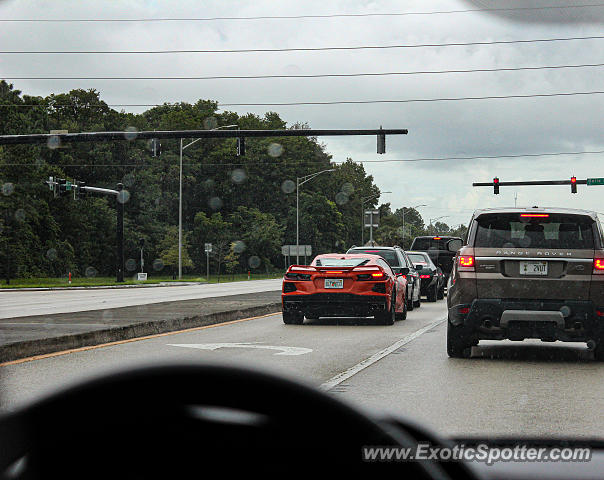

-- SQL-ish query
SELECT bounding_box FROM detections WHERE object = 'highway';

[1,300,602,439]
[0,279,282,319]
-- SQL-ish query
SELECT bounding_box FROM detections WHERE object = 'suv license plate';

[520,261,548,276]
[325,279,343,289]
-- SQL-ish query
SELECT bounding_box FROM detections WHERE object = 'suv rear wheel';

[407,287,415,311]
[427,284,438,302]
[447,320,474,358]
[594,340,604,361]
[437,284,445,300]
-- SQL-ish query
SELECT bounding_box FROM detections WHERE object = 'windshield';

[475,213,595,249]
[3,0,604,455]
[349,249,401,266]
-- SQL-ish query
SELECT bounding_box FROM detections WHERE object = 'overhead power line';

[4,149,604,167]
[2,3,604,22]
[2,34,604,54]
[5,61,604,80]
[3,89,604,110]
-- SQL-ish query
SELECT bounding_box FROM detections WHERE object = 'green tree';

[158,226,193,276]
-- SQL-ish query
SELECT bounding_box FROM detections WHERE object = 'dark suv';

[347,246,421,310]
[447,207,604,360]
[410,235,463,286]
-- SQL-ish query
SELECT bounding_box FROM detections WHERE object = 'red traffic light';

[493,177,500,194]
[571,176,577,193]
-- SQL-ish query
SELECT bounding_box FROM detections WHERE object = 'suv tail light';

[458,255,475,272]
[594,256,604,274]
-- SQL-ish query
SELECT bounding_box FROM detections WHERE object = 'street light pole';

[296,169,335,264]
[361,192,391,246]
[178,125,238,279]
[402,204,426,248]
[429,215,449,235]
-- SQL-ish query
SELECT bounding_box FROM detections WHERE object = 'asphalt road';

[1,299,603,440]
[0,279,282,319]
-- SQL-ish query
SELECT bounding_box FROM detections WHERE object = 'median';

[0,290,281,363]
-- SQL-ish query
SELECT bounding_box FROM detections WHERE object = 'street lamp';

[429,215,449,235]
[296,169,335,264]
[361,192,391,246]
[402,204,426,248]
[178,124,239,279]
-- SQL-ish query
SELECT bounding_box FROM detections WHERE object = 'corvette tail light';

[283,282,297,293]
[284,272,311,281]
[458,255,475,271]
[371,272,384,278]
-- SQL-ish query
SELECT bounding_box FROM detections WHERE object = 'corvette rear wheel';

[377,295,395,326]
[282,311,304,325]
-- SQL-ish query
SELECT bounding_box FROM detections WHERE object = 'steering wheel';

[0,364,472,478]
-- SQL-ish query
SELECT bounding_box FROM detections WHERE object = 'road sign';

[364,209,380,228]
[204,243,212,253]
[137,273,147,281]
[587,178,604,186]
[282,245,311,256]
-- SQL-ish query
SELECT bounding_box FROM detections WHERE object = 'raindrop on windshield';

[2,183,14,196]
[203,117,218,130]
[341,182,355,195]
[123,126,138,141]
[153,259,164,271]
[267,143,283,157]
[209,196,223,211]
[46,248,58,261]
[122,173,135,187]
[14,209,26,222]
[233,240,246,254]
[85,266,98,277]
[248,256,261,269]
[281,180,295,194]
[117,190,130,204]
[335,192,349,205]
[125,258,137,271]
[47,135,61,150]
[231,169,247,184]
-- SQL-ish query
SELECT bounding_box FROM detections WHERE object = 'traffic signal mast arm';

[473,177,587,194]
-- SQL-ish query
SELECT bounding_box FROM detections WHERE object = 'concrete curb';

[0,282,207,292]
[0,302,282,363]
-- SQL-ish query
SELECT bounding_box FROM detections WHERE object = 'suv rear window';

[410,238,453,250]
[349,249,400,266]
[474,213,595,249]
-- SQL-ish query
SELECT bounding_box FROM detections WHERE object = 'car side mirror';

[447,239,463,252]
[398,267,410,276]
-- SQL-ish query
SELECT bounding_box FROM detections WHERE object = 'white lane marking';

[168,342,312,356]
[320,316,446,390]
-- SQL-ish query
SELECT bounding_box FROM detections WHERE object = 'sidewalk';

[0,290,281,363]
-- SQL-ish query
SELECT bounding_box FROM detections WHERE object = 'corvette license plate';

[324,279,343,289]
[519,261,548,276]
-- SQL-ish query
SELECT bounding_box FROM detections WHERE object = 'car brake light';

[458,255,475,271]
[371,272,384,278]
[433,237,442,240]
[325,271,343,274]
[458,306,470,315]
[420,274,431,279]
[520,214,549,218]
[594,258,604,274]
[597,310,604,317]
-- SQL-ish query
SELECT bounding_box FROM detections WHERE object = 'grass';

[0,272,284,289]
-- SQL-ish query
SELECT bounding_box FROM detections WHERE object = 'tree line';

[0,81,466,281]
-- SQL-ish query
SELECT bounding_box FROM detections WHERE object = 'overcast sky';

[2,0,604,227]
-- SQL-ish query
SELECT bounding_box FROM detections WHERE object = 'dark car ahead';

[409,235,463,286]
[406,251,445,302]
[447,206,604,359]
[346,246,421,310]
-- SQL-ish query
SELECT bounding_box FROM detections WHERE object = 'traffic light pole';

[46,178,125,282]
[474,177,585,194]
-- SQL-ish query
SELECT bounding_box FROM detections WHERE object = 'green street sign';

[65,180,72,191]
[587,178,604,186]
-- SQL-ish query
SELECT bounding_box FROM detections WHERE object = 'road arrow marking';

[168,342,312,356]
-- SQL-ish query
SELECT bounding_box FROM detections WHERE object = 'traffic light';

[377,129,386,154]
[76,181,87,199]
[493,177,499,195]
[237,136,245,156]
[151,138,161,157]
[571,176,577,194]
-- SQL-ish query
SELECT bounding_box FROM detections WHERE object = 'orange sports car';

[281,253,408,325]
